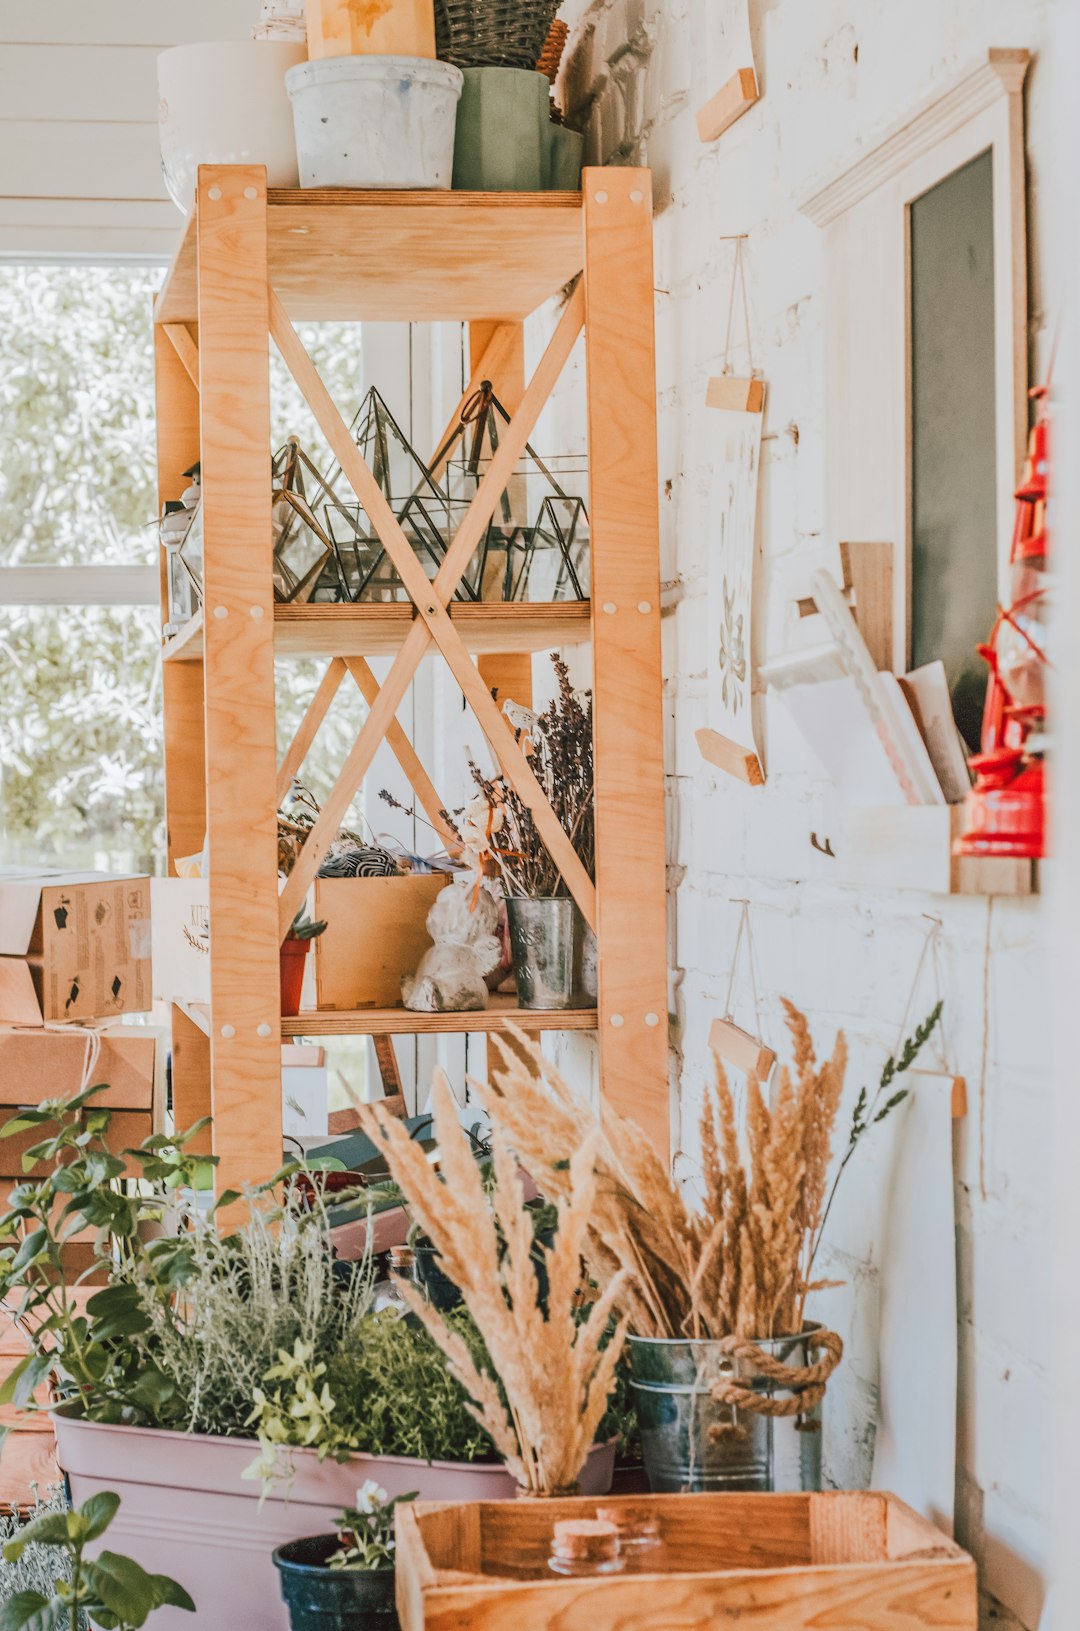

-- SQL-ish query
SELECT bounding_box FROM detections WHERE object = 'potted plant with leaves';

[281,909,327,1018]
[0,1086,615,1631]
[272,1481,413,1631]
[1,1490,193,1631]
[468,1002,943,1493]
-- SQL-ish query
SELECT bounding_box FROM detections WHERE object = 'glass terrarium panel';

[272,493,331,604]
[177,504,204,597]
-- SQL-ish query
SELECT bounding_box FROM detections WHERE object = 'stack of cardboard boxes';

[0,871,161,1510]
[0,871,162,1247]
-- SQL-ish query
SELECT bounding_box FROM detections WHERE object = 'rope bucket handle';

[709,1328,844,1420]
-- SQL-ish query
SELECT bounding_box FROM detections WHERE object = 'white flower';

[355,1480,389,1514]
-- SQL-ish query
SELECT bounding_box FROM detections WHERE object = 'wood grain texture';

[396,1491,976,1631]
[163,601,593,663]
[282,994,597,1038]
[696,67,760,143]
[471,320,534,713]
[171,999,213,1155]
[276,657,347,805]
[159,191,586,326]
[162,321,200,389]
[696,727,765,786]
[583,168,669,1156]
[839,541,893,671]
[272,286,597,937]
[196,166,284,1197]
[709,1016,776,1080]
[153,321,206,875]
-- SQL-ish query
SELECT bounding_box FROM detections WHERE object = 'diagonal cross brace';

[270,284,596,940]
[275,654,457,848]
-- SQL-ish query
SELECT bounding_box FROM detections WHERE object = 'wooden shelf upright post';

[195,167,284,1196]
[154,174,672,1193]
[583,169,669,1153]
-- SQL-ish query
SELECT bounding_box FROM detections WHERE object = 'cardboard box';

[313,875,448,1010]
[151,877,210,1007]
[0,1026,159,1110]
[0,1110,154,1178]
[0,872,152,1025]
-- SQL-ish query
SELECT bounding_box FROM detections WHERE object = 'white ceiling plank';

[0,1,260,48]
[0,45,160,124]
[0,566,159,606]
[0,120,166,202]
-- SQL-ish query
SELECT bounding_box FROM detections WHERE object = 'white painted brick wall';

[542,1,1054,1624]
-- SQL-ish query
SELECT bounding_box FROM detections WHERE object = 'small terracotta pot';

[280,936,311,1018]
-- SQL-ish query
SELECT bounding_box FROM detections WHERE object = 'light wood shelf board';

[156,189,586,327]
[163,601,592,662]
[282,995,597,1037]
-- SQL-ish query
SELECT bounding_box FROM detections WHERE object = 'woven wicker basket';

[434,0,563,69]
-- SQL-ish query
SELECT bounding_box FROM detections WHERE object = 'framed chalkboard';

[909,148,998,750]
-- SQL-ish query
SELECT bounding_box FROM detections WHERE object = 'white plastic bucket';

[158,42,305,214]
[286,55,464,189]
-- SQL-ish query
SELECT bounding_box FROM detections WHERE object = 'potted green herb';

[1,1490,193,1631]
[272,1481,413,1631]
[281,910,327,1018]
[0,1089,615,1631]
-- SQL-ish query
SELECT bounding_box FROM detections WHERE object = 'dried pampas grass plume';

[360,1072,627,1495]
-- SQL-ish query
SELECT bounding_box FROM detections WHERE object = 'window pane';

[0,267,160,568]
[0,605,163,872]
[909,148,998,749]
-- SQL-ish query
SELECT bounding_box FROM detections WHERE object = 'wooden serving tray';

[395,1490,976,1630]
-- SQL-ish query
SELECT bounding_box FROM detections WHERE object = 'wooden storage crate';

[313,875,448,1010]
[395,1491,977,1630]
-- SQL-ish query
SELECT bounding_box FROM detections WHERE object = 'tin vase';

[627,1328,824,1494]
[505,897,574,1009]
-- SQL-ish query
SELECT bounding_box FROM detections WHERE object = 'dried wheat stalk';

[475,1002,848,1342]
[360,1072,627,1494]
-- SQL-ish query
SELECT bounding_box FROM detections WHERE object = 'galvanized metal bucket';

[505,896,574,1009]
[573,908,598,1004]
[628,1328,824,1494]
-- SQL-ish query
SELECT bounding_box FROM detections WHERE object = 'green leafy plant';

[1,1491,193,1631]
[0,1083,213,1428]
[809,1001,944,1268]
[0,1489,83,1624]
[287,910,327,941]
[327,1307,496,1465]
[0,1085,372,1444]
[328,1482,416,1572]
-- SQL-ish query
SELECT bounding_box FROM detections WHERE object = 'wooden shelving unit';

[155,167,668,1200]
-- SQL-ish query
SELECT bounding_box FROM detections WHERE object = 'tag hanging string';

[721,237,755,378]
[892,916,949,1068]
[723,898,766,1043]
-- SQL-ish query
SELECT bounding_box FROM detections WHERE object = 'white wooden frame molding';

[799,48,1029,672]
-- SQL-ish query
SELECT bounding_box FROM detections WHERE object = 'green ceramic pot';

[453,66,549,190]
[545,123,584,190]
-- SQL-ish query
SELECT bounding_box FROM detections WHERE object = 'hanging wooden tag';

[709,1016,775,1081]
[904,1068,968,1120]
[697,67,759,142]
[706,375,766,414]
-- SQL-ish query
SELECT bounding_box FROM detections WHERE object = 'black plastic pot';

[272,1535,399,1631]
[412,1228,556,1313]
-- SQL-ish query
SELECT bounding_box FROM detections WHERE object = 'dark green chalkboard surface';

[909,147,998,751]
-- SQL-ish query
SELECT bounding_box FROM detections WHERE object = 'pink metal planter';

[53,1406,615,1631]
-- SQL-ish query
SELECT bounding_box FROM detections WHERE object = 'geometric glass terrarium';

[271,438,337,604]
[315,381,591,604]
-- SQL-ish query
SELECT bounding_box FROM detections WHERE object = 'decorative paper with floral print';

[707,394,766,767]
